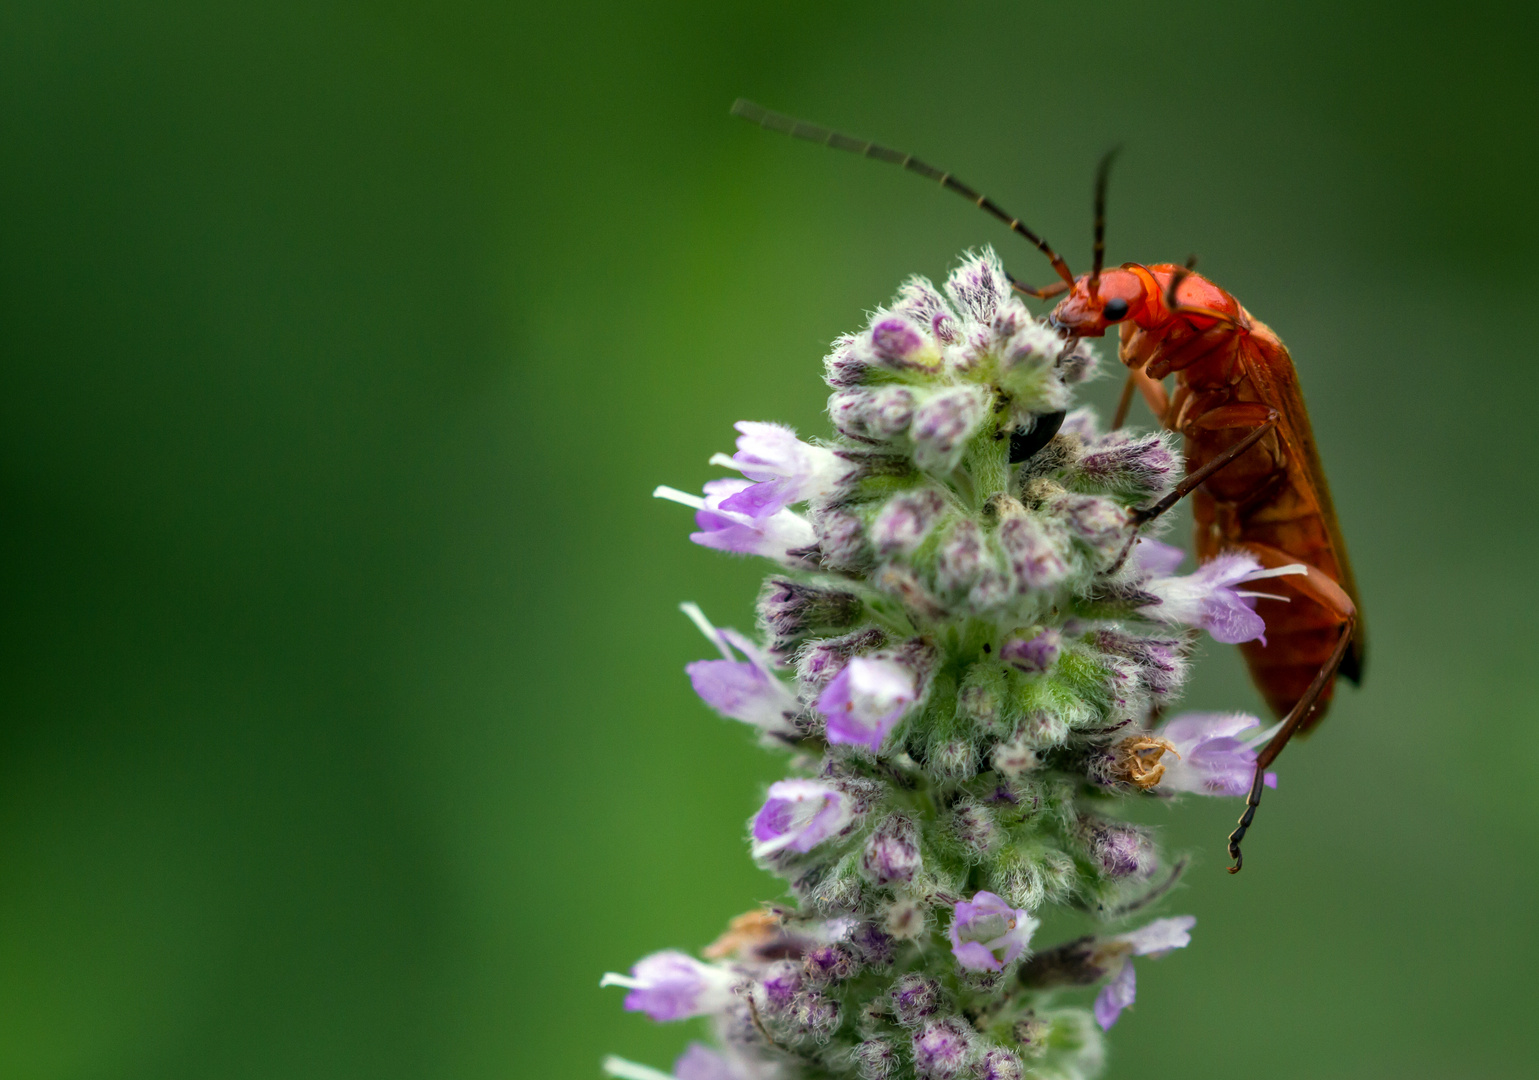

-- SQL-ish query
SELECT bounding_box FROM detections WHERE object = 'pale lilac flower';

[1153,711,1279,796]
[600,951,737,1021]
[1132,537,1187,576]
[1140,549,1307,645]
[1093,915,1196,1030]
[708,421,852,515]
[947,891,1039,972]
[679,603,798,736]
[654,479,815,564]
[816,656,917,752]
[751,779,854,858]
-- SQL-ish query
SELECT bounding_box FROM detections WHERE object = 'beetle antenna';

[1089,146,1121,291]
[731,98,1076,288]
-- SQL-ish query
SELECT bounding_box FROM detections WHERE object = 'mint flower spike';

[613,250,1272,1080]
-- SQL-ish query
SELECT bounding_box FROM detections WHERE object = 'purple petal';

[950,940,1003,972]
[1197,592,1267,644]
[1120,915,1195,956]
[1094,960,1137,1030]
[1133,538,1186,576]
[1158,711,1260,746]
[674,1044,739,1080]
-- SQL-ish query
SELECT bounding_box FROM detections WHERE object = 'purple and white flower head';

[1138,546,1308,645]
[654,479,815,564]
[708,421,853,515]
[751,779,855,858]
[1093,916,1196,1030]
[680,603,798,737]
[600,950,738,1022]
[1152,711,1280,796]
[816,655,918,752]
[947,891,1039,972]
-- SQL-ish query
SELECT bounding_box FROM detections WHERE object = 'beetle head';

[1049,268,1149,338]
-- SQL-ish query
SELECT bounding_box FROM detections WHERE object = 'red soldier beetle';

[731,99,1365,871]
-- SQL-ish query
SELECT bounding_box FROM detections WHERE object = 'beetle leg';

[1110,364,1170,430]
[1131,416,1277,525]
[1103,408,1279,574]
[1227,611,1357,874]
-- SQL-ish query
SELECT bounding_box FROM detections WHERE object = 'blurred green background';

[1,2,1535,1078]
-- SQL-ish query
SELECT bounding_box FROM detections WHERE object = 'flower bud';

[935,518,986,596]
[884,897,927,941]
[997,515,1070,593]
[862,814,922,886]
[944,801,999,859]
[894,275,960,345]
[868,314,941,371]
[991,738,1039,779]
[1057,338,1100,385]
[757,577,862,650]
[853,1036,901,1080]
[945,250,1008,323]
[1092,628,1188,699]
[1050,493,1129,560]
[910,386,988,472]
[1075,430,1179,499]
[957,661,1009,735]
[791,991,841,1042]
[811,505,873,572]
[803,943,859,985]
[1012,1013,1050,1058]
[870,488,948,556]
[1000,627,1060,674]
[1076,817,1155,879]
[759,959,802,1012]
[977,1047,1025,1080]
[889,973,941,1026]
[911,1016,975,1080]
[831,386,918,444]
[847,922,896,967]
[927,736,977,782]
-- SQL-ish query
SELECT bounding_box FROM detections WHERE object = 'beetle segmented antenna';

[731,98,1076,287]
[1089,146,1121,290]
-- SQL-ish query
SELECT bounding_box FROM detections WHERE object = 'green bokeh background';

[2,2,1536,1078]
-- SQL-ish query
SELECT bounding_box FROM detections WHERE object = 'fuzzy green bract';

[608,250,1249,1080]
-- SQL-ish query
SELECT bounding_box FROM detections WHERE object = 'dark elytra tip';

[1009,409,1067,464]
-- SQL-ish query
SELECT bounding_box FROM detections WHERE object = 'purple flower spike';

[1139,550,1309,645]
[1094,915,1196,1029]
[816,656,918,752]
[1093,959,1137,1030]
[654,480,815,564]
[947,891,1039,972]
[710,421,851,513]
[751,779,854,858]
[600,950,737,1022]
[1153,712,1280,796]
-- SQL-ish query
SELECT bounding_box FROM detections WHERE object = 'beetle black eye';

[1103,298,1130,322]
